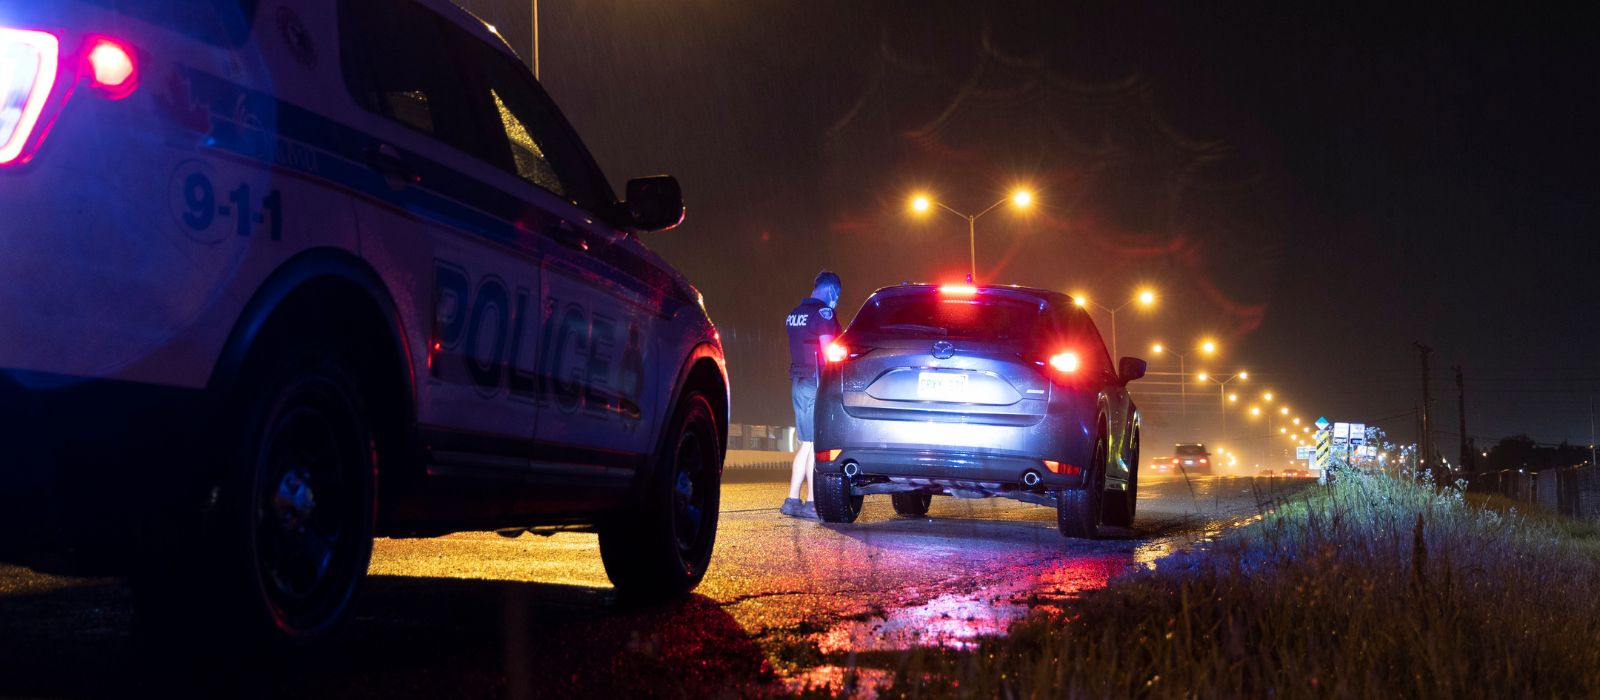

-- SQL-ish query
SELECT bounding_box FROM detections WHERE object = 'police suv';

[0,0,728,644]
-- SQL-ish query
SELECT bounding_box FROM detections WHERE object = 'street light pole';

[1079,291,1155,361]
[967,215,977,283]
[1152,340,1217,440]
[910,191,1032,283]
[1199,370,1247,440]
[531,0,539,79]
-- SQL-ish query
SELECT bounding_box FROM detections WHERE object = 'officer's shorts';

[791,375,818,442]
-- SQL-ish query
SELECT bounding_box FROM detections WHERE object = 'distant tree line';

[1478,435,1591,472]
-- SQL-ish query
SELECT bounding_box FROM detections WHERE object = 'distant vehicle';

[1258,469,1277,477]
[1170,443,1212,474]
[1281,468,1306,478]
[812,283,1145,538]
[0,0,726,645]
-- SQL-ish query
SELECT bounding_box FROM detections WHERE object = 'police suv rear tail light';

[84,36,137,99]
[0,27,60,166]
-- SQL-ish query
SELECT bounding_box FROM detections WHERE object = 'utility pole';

[1414,402,1422,474]
[1454,366,1469,472]
[531,0,540,79]
[1415,343,1435,479]
[1590,395,1596,469]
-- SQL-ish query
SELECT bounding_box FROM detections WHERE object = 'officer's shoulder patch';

[819,307,834,320]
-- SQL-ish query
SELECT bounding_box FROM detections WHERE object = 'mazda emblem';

[930,340,955,359]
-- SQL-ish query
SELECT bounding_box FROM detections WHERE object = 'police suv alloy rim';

[670,397,719,565]
[248,373,370,635]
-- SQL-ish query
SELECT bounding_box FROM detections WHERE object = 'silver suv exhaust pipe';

[843,462,860,478]
[1022,470,1042,487]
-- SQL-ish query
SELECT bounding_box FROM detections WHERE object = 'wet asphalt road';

[0,475,1310,698]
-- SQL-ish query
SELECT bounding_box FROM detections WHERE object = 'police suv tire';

[1057,432,1108,539]
[135,350,376,647]
[599,390,722,602]
[890,493,932,517]
[1102,429,1139,528]
[813,471,862,523]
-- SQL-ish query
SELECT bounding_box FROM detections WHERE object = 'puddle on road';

[811,540,1178,655]
[778,514,1272,695]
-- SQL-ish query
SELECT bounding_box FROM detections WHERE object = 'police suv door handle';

[367,143,419,189]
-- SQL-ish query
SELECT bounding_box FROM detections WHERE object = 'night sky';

[460,1,1600,456]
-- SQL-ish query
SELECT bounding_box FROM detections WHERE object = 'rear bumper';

[0,369,217,573]
[823,446,1085,489]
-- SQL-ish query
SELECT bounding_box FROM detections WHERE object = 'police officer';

[780,270,842,519]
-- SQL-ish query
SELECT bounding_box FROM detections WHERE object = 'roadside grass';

[852,470,1600,698]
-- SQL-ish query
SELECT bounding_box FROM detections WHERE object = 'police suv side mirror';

[1118,356,1147,384]
[622,175,685,232]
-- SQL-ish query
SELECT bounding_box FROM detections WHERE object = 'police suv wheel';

[890,492,932,517]
[599,390,722,601]
[135,353,376,647]
[1057,431,1108,539]
[813,471,862,523]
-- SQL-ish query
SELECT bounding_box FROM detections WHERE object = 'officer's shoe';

[780,498,805,518]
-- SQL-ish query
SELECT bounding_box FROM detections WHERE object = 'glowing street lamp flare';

[1281,407,1290,415]
[1137,289,1156,306]
[1201,340,1217,354]
[1151,343,1164,354]
[1250,406,1261,416]
[1239,371,1249,380]
[1263,392,1274,402]
[911,195,931,213]
[1229,393,1238,402]
[1073,294,1088,308]
[1196,371,1207,382]
[1011,189,1033,207]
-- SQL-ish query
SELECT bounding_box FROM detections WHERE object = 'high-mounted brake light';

[939,284,978,295]
[824,342,849,363]
[85,36,137,99]
[0,27,60,166]
[1048,351,1080,373]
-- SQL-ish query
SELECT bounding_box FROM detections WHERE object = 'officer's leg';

[789,441,813,500]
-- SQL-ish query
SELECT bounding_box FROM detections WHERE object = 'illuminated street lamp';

[1150,339,1218,433]
[1072,288,1156,359]
[1199,370,1248,438]
[909,188,1034,284]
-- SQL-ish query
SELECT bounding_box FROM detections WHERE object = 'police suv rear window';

[80,0,258,47]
